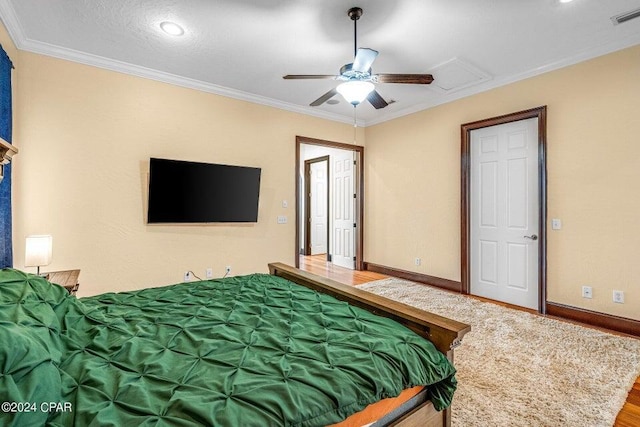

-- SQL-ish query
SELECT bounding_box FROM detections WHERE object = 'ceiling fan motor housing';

[339,63,371,80]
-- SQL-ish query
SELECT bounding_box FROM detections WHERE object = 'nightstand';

[47,269,81,295]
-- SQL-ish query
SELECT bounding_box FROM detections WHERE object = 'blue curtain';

[0,44,14,269]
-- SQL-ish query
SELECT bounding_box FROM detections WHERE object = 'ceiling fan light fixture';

[336,81,375,105]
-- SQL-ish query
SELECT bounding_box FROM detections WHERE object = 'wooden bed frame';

[268,263,471,427]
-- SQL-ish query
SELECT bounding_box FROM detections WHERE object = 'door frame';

[296,136,365,270]
[304,155,330,257]
[461,106,548,313]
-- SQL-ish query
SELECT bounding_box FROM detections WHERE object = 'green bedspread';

[0,269,456,426]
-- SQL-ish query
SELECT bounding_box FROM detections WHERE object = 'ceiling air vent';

[611,8,640,25]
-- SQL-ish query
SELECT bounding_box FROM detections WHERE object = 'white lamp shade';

[336,81,375,105]
[25,235,53,267]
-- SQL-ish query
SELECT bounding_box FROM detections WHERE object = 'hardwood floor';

[299,254,388,285]
[298,255,640,427]
[617,386,640,427]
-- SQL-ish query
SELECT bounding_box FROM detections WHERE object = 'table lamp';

[25,235,52,275]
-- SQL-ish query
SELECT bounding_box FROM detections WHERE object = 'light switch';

[551,219,562,230]
[282,200,288,208]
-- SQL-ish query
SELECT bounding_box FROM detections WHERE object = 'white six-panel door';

[310,160,328,255]
[470,118,539,309]
[331,150,356,269]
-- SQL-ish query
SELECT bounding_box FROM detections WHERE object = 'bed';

[0,263,470,426]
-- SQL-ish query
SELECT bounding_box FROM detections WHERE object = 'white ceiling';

[1,0,639,126]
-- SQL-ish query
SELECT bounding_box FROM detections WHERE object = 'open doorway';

[296,136,364,270]
[304,156,329,257]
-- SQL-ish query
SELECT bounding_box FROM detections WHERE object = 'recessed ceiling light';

[559,0,574,3]
[160,21,184,36]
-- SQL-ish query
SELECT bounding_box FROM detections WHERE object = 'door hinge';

[353,223,356,228]
[353,256,356,261]
[353,160,356,165]
[353,193,356,199]
[328,254,332,262]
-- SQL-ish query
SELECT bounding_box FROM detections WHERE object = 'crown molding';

[23,38,365,126]
[0,0,25,48]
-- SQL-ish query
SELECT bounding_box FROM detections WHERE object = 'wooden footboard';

[268,263,471,427]
[268,263,470,356]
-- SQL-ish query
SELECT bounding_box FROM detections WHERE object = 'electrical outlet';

[581,286,592,299]
[184,271,191,282]
[552,219,562,230]
[415,258,421,266]
[206,268,213,279]
[613,290,624,304]
[225,266,232,276]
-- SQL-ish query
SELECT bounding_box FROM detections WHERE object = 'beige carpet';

[359,278,640,427]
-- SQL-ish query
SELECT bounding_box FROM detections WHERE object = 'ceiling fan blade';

[310,88,338,107]
[352,48,378,73]
[373,74,434,84]
[283,75,338,80]
[367,90,388,109]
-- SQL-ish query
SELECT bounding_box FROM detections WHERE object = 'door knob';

[524,234,538,241]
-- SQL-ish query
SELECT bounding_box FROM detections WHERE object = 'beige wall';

[364,45,640,320]
[12,50,362,296]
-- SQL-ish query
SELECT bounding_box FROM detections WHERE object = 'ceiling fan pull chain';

[353,106,357,144]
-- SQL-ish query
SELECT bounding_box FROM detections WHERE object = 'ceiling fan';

[283,7,434,109]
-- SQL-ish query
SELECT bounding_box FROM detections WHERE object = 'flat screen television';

[147,158,261,223]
